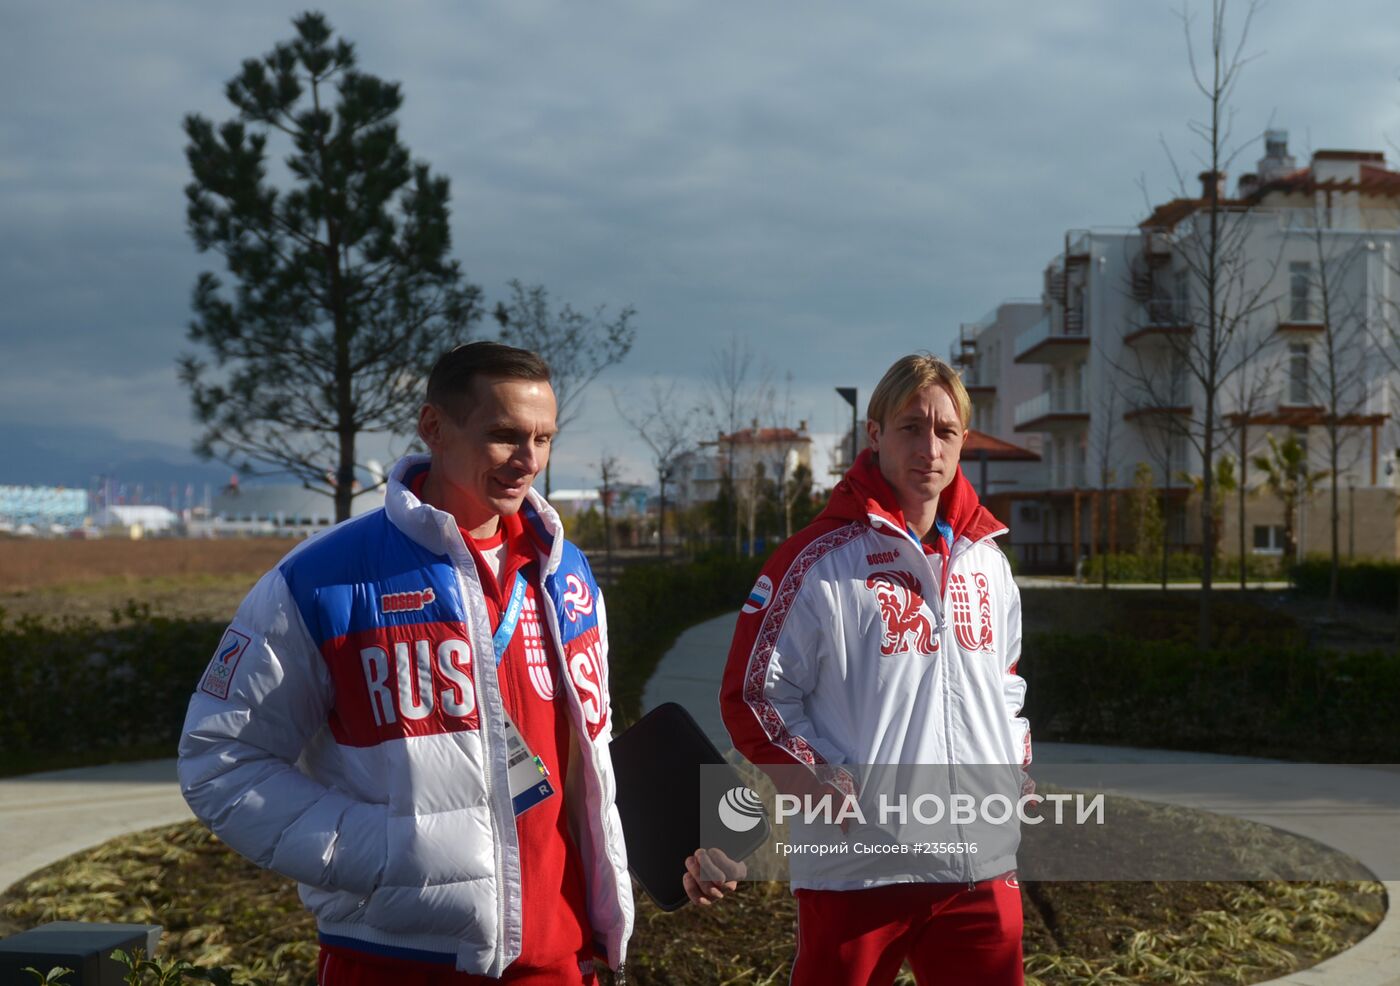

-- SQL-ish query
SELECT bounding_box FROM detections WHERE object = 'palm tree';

[1177,454,1238,567]
[1251,434,1328,564]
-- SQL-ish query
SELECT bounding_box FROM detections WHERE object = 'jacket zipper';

[453,562,510,974]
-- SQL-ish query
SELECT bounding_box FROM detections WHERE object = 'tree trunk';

[1161,440,1171,593]
[1238,421,1248,589]
[1329,424,1340,617]
[658,478,666,559]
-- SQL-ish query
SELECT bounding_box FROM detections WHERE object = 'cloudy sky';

[4,1,1400,491]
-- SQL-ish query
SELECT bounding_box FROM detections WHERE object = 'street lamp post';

[836,387,858,472]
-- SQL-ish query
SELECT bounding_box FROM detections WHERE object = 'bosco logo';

[381,587,436,614]
[562,574,594,622]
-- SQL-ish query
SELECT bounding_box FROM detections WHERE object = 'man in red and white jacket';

[720,354,1029,985]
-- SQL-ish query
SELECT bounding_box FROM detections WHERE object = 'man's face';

[418,376,557,525]
[866,383,967,511]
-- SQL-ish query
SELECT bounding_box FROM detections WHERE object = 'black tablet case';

[611,702,770,911]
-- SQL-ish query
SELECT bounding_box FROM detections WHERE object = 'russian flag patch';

[742,575,773,615]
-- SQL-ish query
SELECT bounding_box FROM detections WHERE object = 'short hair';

[866,353,971,429]
[426,341,551,419]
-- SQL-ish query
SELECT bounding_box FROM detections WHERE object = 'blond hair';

[867,353,971,429]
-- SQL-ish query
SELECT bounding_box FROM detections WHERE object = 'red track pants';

[789,874,1024,986]
[317,948,597,986]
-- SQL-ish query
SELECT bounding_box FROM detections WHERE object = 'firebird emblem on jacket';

[865,570,937,656]
[949,572,995,652]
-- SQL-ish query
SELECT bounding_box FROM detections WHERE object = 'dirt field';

[0,537,296,591]
[0,537,298,623]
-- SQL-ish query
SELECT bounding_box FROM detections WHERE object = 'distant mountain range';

[0,421,270,493]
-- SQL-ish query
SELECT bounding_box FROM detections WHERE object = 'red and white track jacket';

[720,450,1030,889]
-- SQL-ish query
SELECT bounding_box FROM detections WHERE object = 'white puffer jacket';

[178,455,632,976]
[720,449,1030,890]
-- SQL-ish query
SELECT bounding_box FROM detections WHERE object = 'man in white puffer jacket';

[720,353,1029,985]
[179,343,639,984]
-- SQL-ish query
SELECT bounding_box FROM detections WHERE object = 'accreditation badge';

[503,713,555,816]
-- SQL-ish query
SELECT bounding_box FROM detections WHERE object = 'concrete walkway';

[645,610,1400,986]
[0,760,192,892]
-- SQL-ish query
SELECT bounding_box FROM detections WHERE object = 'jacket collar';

[385,454,566,576]
[818,448,1008,546]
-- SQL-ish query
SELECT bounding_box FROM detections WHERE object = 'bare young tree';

[702,334,775,554]
[596,455,622,577]
[1293,205,1374,613]
[611,379,698,558]
[1222,346,1279,588]
[1118,0,1278,643]
[1087,378,1122,591]
[493,279,636,494]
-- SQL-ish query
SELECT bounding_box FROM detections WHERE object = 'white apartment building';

[965,131,1400,571]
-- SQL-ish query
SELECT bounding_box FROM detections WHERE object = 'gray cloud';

[4,1,1400,488]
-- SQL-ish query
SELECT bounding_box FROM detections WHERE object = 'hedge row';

[603,552,765,724]
[1289,557,1400,610]
[1081,552,1283,582]
[0,604,224,760]
[1022,631,1400,761]
[0,554,767,766]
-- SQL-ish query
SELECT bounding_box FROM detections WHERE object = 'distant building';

[188,482,383,537]
[674,422,815,507]
[548,488,601,518]
[94,504,180,537]
[0,485,89,532]
[960,131,1400,569]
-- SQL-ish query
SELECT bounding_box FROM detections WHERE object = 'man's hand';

[682,847,746,906]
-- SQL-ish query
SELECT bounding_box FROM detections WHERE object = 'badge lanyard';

[493,572,527,665]
[490,570,556,816]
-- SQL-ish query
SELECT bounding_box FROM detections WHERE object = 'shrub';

[1081,552,1282,583]
[1022,632,1400,761]
[604,552,766,723]
[0,604,224,764]
[1290,557,1400,610]
[0,553,767,768]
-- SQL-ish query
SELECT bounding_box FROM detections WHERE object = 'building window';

[1252,524,1285,554]
[1291,427,1309,464]
[1288,343,1310,404]
[1290,262,1314,321]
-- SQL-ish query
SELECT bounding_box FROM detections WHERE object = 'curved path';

[1,611,1395,984]
[0,759,191,893]
[644,610,1400,986]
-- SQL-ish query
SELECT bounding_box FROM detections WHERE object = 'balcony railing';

[1145,298,1190,325]
[1014,391,1088,428]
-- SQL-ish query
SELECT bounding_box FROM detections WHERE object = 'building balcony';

[1014,313,1090,364]
[1014,391,1089,432]
[1123,405,1192,423]
[1123,299,1193,345]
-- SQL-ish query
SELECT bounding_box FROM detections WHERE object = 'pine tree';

[178,12,480,521]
